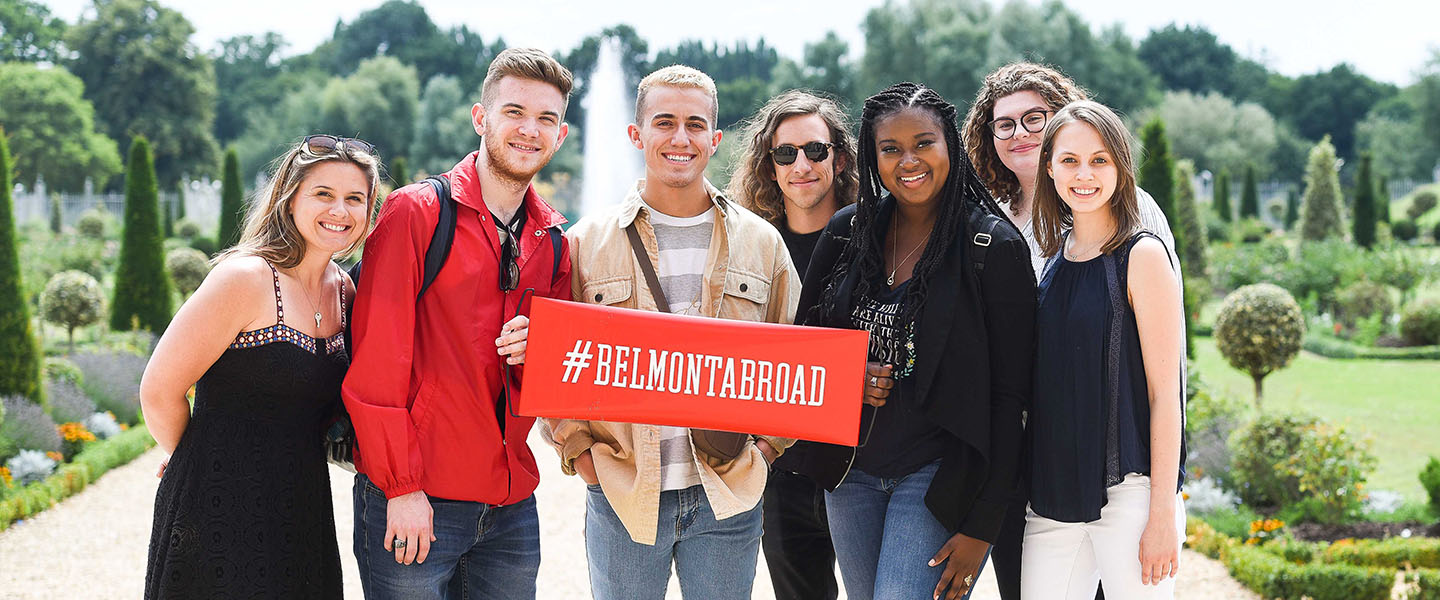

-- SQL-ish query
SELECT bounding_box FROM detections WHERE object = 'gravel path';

[0,429,1255,599]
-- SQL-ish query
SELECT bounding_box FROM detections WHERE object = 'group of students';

[137,47,1186,600]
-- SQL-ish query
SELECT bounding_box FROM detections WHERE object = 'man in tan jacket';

[543,65,799,599]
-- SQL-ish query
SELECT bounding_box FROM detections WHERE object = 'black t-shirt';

[780,226,823,279]
[848,280,947,478]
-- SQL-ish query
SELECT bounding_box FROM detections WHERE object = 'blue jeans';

[585,483,762,600]
[826,461,987,600]
[353,474,541,600]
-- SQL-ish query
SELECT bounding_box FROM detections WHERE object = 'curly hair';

[811,82,1006,348]
[728,90,858,226]
[961,62,1088,206]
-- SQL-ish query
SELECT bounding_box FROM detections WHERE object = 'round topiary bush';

[39,270,105,351]
[1392,218,1419,242]
[175,218,201,240]
[165,247,211,297]
[1214,283,1306,407]
[1407,189,1438,220]
[1234,218,1272,244]
[43,357,83,387]
[1335,280,1394,328]
[75,209,107,239]
[1229,413,1376,523]
[1432,221,1440,246]
[189,236,217,258]
[1400,298,1440,346]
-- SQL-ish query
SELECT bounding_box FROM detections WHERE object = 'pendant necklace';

[295,266,328,329]
[888,216,931,286]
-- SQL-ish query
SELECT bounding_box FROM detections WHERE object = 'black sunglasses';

[304,134,379,157]
[769,141,833,166]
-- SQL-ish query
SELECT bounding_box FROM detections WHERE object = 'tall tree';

[389,157,409,188]
[319,56,420,166]
[111,137,173,333]
[211,33,290,144]
[410,75,478,176]
[219,149,244,249]
[1299,136,1345,242]
[64,0,219,186]
[0,63,123,192]
[1278,64,1396,160]
[1240,165,1260,219]
[1138,118,1181,257]
[0,0,66,63]
[1214,169,1232,223]
[1284,187,1300,230]
[1352,153,1377,249]
[1376,174,1390,223]
[1175,160,1208,277]
[0,129,42,401]
[1135,91,1281,185]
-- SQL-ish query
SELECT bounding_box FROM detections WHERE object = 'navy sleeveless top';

[1028,231,1184,523]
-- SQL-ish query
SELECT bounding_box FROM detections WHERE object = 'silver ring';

[870,376,878,387]
[393,538,407,550]
[964,574,974,587]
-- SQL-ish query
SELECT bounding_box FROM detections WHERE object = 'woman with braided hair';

[790,82,1036,600]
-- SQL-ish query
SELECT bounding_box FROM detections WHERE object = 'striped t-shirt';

[644,201,715,491]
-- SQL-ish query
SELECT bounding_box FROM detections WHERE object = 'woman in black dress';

[140,135,380,598]
[792,82,1036,600]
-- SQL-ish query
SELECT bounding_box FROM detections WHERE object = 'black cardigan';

[784,198,1036,543]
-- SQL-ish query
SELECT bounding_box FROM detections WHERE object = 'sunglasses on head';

[304,134,379,157]
[769,141,833,166]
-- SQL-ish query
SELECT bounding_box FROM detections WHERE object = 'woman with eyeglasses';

[960,63,1184,600]
[140,135,379,599]
[790,82,1035,600]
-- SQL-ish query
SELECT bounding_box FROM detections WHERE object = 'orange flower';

[57,422,97,443]
[45,451,63,463]
[0,466,12,488]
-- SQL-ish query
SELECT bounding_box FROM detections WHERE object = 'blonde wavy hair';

[213,139,380,268]
[961,62,1088,205]
[728,90,858,225]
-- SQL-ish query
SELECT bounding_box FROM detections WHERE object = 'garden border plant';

[0,424,155,531]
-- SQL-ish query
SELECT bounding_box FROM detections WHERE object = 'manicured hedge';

[1303,332,1440,360]
[1412,569,1440,600]
[1225,544,1393,600]
[0,425,155,530]
[1186,519,1401,600]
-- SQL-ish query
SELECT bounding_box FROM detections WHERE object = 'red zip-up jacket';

[343,152,570,504]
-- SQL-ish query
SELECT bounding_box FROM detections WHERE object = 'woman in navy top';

[1022,101,1185,600]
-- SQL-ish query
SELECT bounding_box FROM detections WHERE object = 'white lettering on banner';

[561,339,827,407]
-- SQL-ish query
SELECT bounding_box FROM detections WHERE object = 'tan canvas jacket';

[541,178,801,545]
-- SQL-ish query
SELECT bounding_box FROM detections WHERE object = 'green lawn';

[1192,336,1440,501]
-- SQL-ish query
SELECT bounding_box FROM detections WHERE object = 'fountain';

[580,37,644,218]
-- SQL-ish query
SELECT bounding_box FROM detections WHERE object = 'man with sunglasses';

[542,65,800,600]
[342,48,573,599]
[727,90,857,600]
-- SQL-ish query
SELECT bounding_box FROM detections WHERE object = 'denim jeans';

[825,461,986,600]
[353,474,541,600]
[585,483,762,600]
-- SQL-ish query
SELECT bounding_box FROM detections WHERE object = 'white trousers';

[1020,474,1186,600]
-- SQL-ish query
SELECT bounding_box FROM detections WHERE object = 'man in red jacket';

[342,48,572,599]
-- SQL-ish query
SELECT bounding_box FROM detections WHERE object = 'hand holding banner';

[519,298,868,446]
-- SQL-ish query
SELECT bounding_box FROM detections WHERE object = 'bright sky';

[42,0,1440,86]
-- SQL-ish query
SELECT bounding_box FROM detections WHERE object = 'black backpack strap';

[417,175,456,299]
[971,214,1000,276]
[549,226,563,283]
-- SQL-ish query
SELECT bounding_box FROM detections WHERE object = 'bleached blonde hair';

[635,64,718,125]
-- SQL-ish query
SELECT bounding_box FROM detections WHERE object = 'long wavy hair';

[961,62,1088,206]
[811,82,1006,336]
[213,139,380,268]
[1033,101,1142,258]
[728,90,858,225]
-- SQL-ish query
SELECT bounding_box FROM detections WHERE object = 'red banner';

[518,298,868,446]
